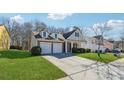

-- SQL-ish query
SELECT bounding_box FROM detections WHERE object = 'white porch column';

[65,41,67,53]
[71,42,73,52]
[79,42,81,48]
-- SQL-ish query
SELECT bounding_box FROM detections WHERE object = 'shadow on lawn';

[0,50,31,59]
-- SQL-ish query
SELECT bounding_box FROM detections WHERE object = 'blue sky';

[0,13,124,40]
[0,13,124,27]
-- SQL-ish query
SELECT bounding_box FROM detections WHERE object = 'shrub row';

[10,45,22,50]
[10,45,42,56]
[72,48,91,53]
[95,50,103,53]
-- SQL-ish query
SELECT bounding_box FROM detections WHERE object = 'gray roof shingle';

[34,34,42,38]
[63,30,76,39]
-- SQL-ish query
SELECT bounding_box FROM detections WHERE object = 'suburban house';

[113,41,124,51]
[0,25,10,50]
[83,37,102,51]
[31,27,85,54]
[31,26,114,54]
[103,39,113,50]
[83,35,113,52]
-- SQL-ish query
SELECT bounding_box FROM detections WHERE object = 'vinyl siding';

[67,30,83,41]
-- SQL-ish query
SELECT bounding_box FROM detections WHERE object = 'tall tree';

[1,17,23,46]
[34,20,47,32]
[92,23,107,59]
[23,22,33,50]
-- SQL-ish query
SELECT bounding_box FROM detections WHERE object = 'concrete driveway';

[110,58,124,72]
[43,53,124,80]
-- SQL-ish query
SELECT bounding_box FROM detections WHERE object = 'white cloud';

[92,20,124,32]
[91,20,124,40]
[47,13,72,20]
[10,15,24,23]
[106,20,124,28]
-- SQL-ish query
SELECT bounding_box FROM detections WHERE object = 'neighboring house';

[0,25,10,50]
[83,37,99,51]
[31,26,85,54]
[103,39,113,50]
[83,35,113,52]
[83,36,105,52]
[113,41,124,50]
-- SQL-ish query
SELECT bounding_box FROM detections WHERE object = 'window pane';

[43,32,46,37]
[55,34,57,38]
[75,32,79,37]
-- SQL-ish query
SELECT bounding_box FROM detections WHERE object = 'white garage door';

[40,42,52,54]
[53,43,62,53]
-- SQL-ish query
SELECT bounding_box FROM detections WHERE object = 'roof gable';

[34,33,54,40]
[63,30,76,39]
[33,26,83,40]
[34,34,42,38]
[63,26,82,39]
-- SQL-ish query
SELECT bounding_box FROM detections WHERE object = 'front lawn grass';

[76,53,124,63]
[0,50,66,80]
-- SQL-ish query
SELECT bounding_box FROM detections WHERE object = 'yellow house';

[0,25,10,50]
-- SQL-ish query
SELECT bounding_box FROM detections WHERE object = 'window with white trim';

[55,34,57,38]
[75,32,79,37]
[43,32,46,37]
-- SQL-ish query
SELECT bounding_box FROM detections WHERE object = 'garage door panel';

[40,42,52,54]
[53,43,62,53]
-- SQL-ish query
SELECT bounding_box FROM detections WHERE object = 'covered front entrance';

[65,41,82,53]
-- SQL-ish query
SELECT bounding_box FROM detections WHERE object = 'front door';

[67,42,71,52]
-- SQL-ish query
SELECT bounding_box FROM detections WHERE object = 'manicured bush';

[105,48,111,53]
[79,48,85,53]
[31,46,41,56]
[10,45,16,49]
[72,48,92,53]
[95,50,102,53]
[85,48,91,53]
[10,45,22,50]
[72,48,85,53]
[72,48,79,53]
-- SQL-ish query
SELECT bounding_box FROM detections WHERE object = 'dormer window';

[55,34,57,38]
[75,32,79,37]
[43,32,46,37]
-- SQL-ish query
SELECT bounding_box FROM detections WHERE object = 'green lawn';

[76,53,124,63]
[0,50,66,80]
